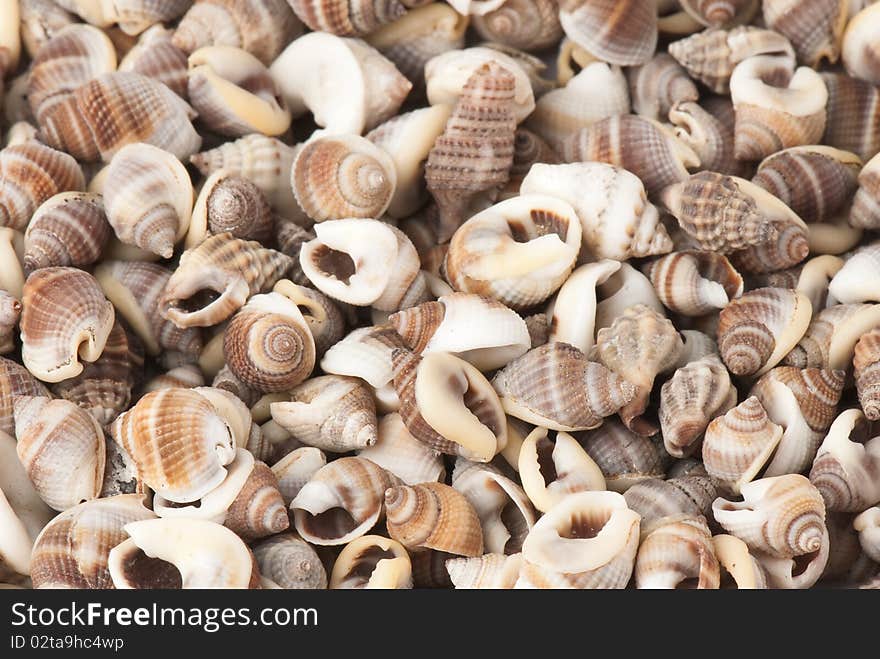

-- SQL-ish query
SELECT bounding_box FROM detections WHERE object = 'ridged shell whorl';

[623,475,718,528]
[635,515,720,589]
[287,0,405,36]
[851,152,880,231]
[855,327,880,420]
[272,279,345,357]
[385,482,484,557]
[644,251,743,317]
[446,553,521,590]
[627,52,699,122]
[577,418,668,492]
[472,0,562,52]
[782,304,880,371]
[118,25,189,99]
[292,134,397,222]
[189,172,274,245]
[330,535,412,589]
[321,324,406,389]
[668,99,744,177]
[557,0,657,66]
[820,72,880,162]
[763,0,848,66]
[252,533,327,590]
[0,357,51,435]
[842,2,880,87]
[23,192,111,273]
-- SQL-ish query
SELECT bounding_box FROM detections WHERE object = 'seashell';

[853,507,880,563]
[644,251,743,317]
[521,163,671,262]
[292,134,397,223]
[118,25,189,98]
[809,408,880,512]
[271,446,326,505]
[712,474,826,558]
[673,329,720,370]
[392,350,506,462]
[187,173,274,249]
[794,254,845,312]
[29,494,155,589]
[19,0,76,60]
[291,456,401,545]
[561,115,700,197]
[752,146,861,224]
[54,0,191,34]
[446,553,521,589]
[108,518,260,588]
[321,325,406,389]
[557,0,656,67]
[23,192,109,274]
[660,354,738,459]
[389,292,530,371]
[763,0,848,66]
[591,304,683,436]
[492,342,637,432]
[443,195,581,310]
[0,142,85,232]
[187,46,290,137]
[715,287,812,377]
[713,534,768,589]
[330,535,411,589]
[516,491,641,589]
[594,263,665,333]
[0,291,20,354]
[576,419,667,492]
[270,32,411,135]
[503,128,560,199]
[358,413,444,485]
[172,0,302,66]
[525,62,629,153]
[288,0,405,36]
[161,232,293,328]
[252,533,327,589]
[820,72,880,162]
[472,0,561,52]
[554,36,597,85]
[668,26,795,95]
[669,98,744,177]
[274,223,315,286]
[855,327,880,420]
[0,357,51,436]
[828,243,880,304]
[190,134,301,219]
[634,515,720,589]
[842,3,880,86]
[680,0,759,28]
[272,280,345,358]
[110,387,237,502]
[702,396,783,494]
[729,219,810,275]
[624,475,718,528]
[300,219,421,312]
[754,531,830,588]
[852,152,880,229]
[627,53,698,122]
[783,303,880,370]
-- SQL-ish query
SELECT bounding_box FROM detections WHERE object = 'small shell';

[627,53,699,121]
[669,99,744,177]
[842,2,880,86]
[385,482,483,557]
[561,115,699,197]
[516,491,641,589]
[713,534,768,589]
[594,262,665,333]
[644,251,743,317]
[0,291,20,354]
[680,0,759,28]
[729,216,810,274]
[503,128,560,199]
[712,474,827,558]
[0,357,51,436]
[358,413,444,485]
[190,173,274,247]
[291,456,400,545]
[855,327,880,420]
[492,342,637,432]
[624,475,718,529]
[852,152,880,229]
[763,0,848,66]
[853,507,880,563]
[635,515,720,589]
[783,303,880,370]
[330,535,412,589]
[472,0,561,52]
[252,533,327,589]
[320,325,406,389]
[446,553,521,589]
[754,531,830,588]
[287,0,405,36]
[118,25,189,98]
[828,243,880,304]
[557,0,657,66]
[23,192,110,273]
[545,260,620,355]
[19,0,76,60]
[659,354,738,458]
[271,446,326,505]
[820,71,880,162]
[576,419,668,492]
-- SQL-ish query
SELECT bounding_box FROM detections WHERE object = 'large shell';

[357,413,445,485]
[23,192,110,273]
[783,303,880,370]
[0,357,50,436]
[635,515,720,589]
[627,52,698,121]
[557,0,656,66]
[472,0,561,52]
[545,260,620,355]
[828,243,880,304]
[820,72,880,161]
[855,327,880,420]
[576,419,668,492]
[287,0,405,35]
[624,474,718,528]
[763,0,848,66]
[118,25,189,98]
[446,553,522,589]
[842,2,880,86]
[668,99,744,176]
[516,491,641,589]
[492,342,637,432]
[252,533,327,590]
[330,535,412,589]
[852,152,880,229]
[644,251,743,316]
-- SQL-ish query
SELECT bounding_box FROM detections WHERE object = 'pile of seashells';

[2,0,880,590]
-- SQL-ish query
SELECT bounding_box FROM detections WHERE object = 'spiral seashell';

[763,0,848,66]
[516,491,641,589]
[644,251,743,317]
[172,0,302,66]
[270,32,411,135]
[557,0,656,67]
[842,3,880,86]
[443,195,581,310]
[783,303,880,370]
[321,325,406,389]
[274,223,315,286]
[0,291,20,355]
[187,173,274,249]
[252,533,326,590]
[624,475,718,528]
[576,419,667,492]
[635,515,720,589]
[472,0,561,52]
[330,535,412,589]
[29,494,155,589]
[446,553,522,589]
[820,72,880,162]
[852,152,880,229]
[716,287,812,377]
[0,357,50,436]
[729,217,810,274]
[561,115,699,197]
[271,446,326,505]
[627,53,698,122]
[668,26,795,95]
[855,327,880,420]
[287,0,405,36]
[853,507,880,563]
[594,263,665,334]
[672,329,720,370]
[659,354,738,459]
[669,99,744,177]
[19,0,76,60]
[118,25,189,98]
[754,533,830,588]
[0,141,85,232]
[713,474,826,558]
[502,128,560,199]
[591,305,683,436]
[713,534,768,589]
[492,342,637,432]
[680,0,759,27]
[161,232,293,328]
[392,350,506,462]
[357,413,444,485]
[108,518,260,588]
[291,456,401,545]
[272,280,345,358]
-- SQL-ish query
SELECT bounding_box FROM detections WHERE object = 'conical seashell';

[358,413,444,485]
[672,329,720,370]
[644,251,743,317]
[853,507,880,563]
[291,456,400,545]
[472,0,561,52]
[19,0,76,60]
[557,0,656,66]
[320,325,406,389]
[272,279,344,358]
[852,152,880,229]
[668,26,795,95]
[0,141,85,232]
[193,384,256,450]
[0,291,20,355]
[828,244,880,304]
[712,534,768,589]
[591,305,683,436]
[161,232,293,328]
[561,115,699,197]
[330,535,411,589]
[635,515,720,589]
[716,287,812,377]
[712,474,826,558]
[516,491,640,589]
[680,0,759,28]
[783,303,880,370]
[521,163,671,261]
[443,195,581,310]
[110,387,237,503]
[855,327,880,420]
[108,518,260,588]
[627,53,698,122]
[287,0,405,35]
[660,354,738,458]
[624,475,718,528]
[389,293,530,371]
[763,0,848,66]
[502,127,560,199]
[729,217,810,274]
[446,553,521,589]
[187,172,274,249]
[842,2,880,86]
[172,0,302,66]
[0,357,50,436]
[594,263,665,333]
[118,25,189,98]
[29,494,155,589]
[669,98,744,177]
[252,533,326,589]
[23,192,110,273]
[492,342,637,432]
[392,350,506,462]
[103,143,193,259]
[820,72,880,162]
[271,446,326,505]
[292,134,396,223]
[270,32,411,135]
[576,419,667,492]
[20,267,115,383]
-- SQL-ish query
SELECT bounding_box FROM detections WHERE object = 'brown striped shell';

[23,192,110,273]
[634,514,720,589]
[576,419,668,492]
[854,327,880,420]
[320,325,406,389]
[118,25,189,98]
[842,3,880,87]
[627,52,699,121]
[272,280,345,359]
[644,251,743,316]
[762,0,848,66]
[287,0,405,36]
[274,223,315,286]
[503,128,560,198]
[851,152,880,230]
[820,72,880,161]
[18,0,76,59]
[557,0,657,67]
[623,475,718,527]
[252,533,327,590]
[668,99,744,177]
[783,304,880,370]
[446,553,521,589]
[472,0,562,52]
[0,356,50,436]
[201,174,274,244]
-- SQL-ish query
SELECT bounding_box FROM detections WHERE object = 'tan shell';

[385,482,483,557]
[271,446,326,505]
[627,52,698,121]
[56,0,191,34]
[554,35,598,85]
[19,0,76,60]
[23,192,110,273]
[842,3,880,86]
[118,25,189,98]
[516,491,641,589]
[852,152,880,230]
[730,216,810,274]
[624,475,718,528]
[783,303,880,370]
[271,280,344,358]
[557,0,656,66]
[287,0,405,35]
[320,325,406,389]
[330,535,411,589]
[763,0,847,66]
[446,553,522,589]
[252,532,326,589]
[820,71,880,161]
[190,173,275,248]
[0,357,50,436]
[472,0,561,52]
[576,418,668,492]
[0,291,20,355]
[669,99,744,177]
[594,263,665,334]
[828,243,880,304]
[854,507,880,563]
[358,413,445,486]
[644,251,743,317]
[635,515,720,589]
[713,534,768,589]
[855,327,880,420]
